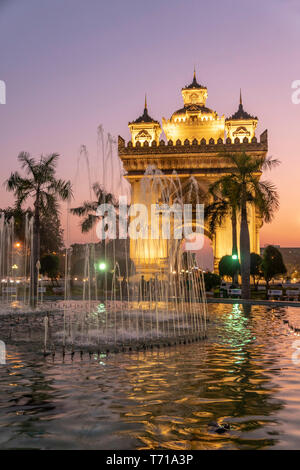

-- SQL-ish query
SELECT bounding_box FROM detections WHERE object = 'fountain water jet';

[0,128,208,355]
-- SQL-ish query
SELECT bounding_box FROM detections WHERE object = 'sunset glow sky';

[0,0,299,248]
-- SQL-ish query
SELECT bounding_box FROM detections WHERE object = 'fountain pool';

[1,303,300,450]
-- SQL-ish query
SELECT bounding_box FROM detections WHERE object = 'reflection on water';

[0,304,300,449]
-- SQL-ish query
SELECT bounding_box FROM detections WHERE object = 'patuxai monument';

[118,71,268,276]
[2,1,298,453]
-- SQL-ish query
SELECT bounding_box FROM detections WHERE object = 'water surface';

[1,303,300,450]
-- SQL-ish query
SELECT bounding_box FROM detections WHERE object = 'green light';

[99,262,106,271]
[232,254,238,260]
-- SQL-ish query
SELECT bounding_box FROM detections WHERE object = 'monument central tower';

[162,71,225,144]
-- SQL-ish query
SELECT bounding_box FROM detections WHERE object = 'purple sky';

[0,0,300,249]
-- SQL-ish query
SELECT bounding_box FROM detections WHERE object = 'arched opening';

[181,233,214,272]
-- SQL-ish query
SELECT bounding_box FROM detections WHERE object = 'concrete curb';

[206,298,300,307]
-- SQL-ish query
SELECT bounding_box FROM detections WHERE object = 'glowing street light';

[99,262,106,271]
[232,254,238,260]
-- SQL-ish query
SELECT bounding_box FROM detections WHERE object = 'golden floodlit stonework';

[119,72,268,275]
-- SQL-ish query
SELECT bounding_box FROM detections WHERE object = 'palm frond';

[17,152,37,176]
[43,153,59,168]
[5,173,34,206]
[205,200,229,234]
[261,156,281,172]
[39,191,60,215]
[48,179,73,201]
[92,182,117,206]
[252,179,280,223]
[70,201,98,216]
[81,214,98,233]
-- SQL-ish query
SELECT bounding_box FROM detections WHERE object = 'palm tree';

[70,182,117,233]
[6,152,72,305]
[210,152,279,299]
[205,177,240,283]
[71,184,119,297]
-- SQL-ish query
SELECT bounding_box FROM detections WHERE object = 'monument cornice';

[119,130,268,175]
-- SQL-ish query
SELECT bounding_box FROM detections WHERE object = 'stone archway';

[118,133,267,278]
[169,215,214,275]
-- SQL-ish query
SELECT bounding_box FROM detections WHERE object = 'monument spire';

[144,93,147,111]
[192,66,197,86]
[240,88,242,106]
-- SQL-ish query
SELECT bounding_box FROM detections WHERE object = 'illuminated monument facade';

[118,72,268,275]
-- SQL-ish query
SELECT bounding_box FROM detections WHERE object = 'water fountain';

[0,127,208,355]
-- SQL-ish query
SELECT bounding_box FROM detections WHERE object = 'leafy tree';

[0,206,33,243]
[40,254,60,286]
[250,252,263,289]
[219,255,240,284]
[0,206,64,259]
[261,245,287,290]
[39,212,64,255]
[212,152,279,299]
[203,271,221,291]
[6,152,72,305]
